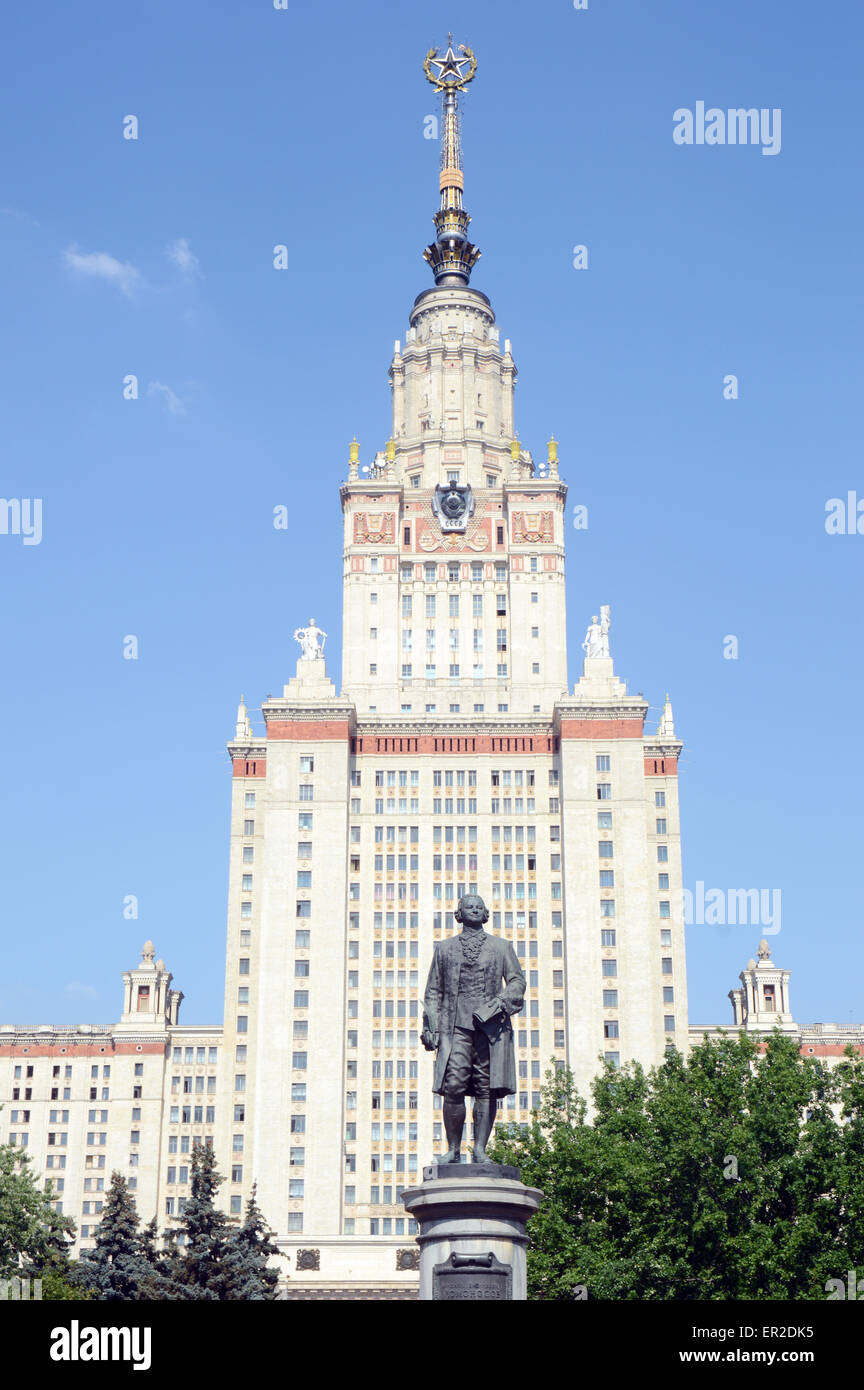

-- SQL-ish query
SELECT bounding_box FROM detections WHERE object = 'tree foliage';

[489,1032,864,1300]
[0,1136,76,1280]
[162,1146,283,1300]
[35,1147,283,1301]
[73,1171,169,1300]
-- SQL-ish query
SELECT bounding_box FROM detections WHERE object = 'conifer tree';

[164,1143,235,1300]
[73,1171,161,1300]
[221,1184,283,1300]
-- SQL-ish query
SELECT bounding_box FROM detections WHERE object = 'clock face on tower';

[431,481,475,533]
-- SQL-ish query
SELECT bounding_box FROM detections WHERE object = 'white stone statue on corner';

[582,605,610,659]
[294,617,327,660]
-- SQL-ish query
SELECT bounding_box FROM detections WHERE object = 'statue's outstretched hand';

[421,1026,439,1052]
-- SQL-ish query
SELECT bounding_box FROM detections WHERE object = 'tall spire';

[423,37,480,286]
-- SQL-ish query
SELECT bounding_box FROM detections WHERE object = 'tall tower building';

[220,41,688,1292]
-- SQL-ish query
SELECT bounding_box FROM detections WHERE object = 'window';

[599,870,614,887]
[656,818,667,835]
[664,1015,676,1033]
[604,1053,620,1069]
[663,987,674,1004]
[604,1020,619,1039]
[658,873,669,890]
[602,959,617,977]
[600,900,616,917]
[657,844,668,862]
[296,901,311,918]
[603,990,618,1007]
[596,783,612,800]
[601,928,616,947]
[598,811,612,829]
[655,791,666,808]
[659,901,671,918]
[299,785,314,801]
[292,1052,307,1070]
[598,841,613,859]
[288,1214,303,1232]
[596,755,610,772]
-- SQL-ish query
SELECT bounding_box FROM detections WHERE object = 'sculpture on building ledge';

[293,618,327,660]
[582,604,611,659]
[421,893,525,1164]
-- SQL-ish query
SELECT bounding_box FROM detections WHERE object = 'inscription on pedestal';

[432,1252,512,1301]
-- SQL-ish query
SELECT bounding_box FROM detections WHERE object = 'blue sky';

[1,0,861,1031]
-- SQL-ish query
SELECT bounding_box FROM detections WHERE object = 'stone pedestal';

[401,1163,543,1301]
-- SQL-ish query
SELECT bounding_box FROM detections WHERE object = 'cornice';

[354,717,555,739]
[262,702,357,725]
[555,701,649,722]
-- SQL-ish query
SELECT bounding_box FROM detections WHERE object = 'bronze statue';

[421,893,526,1163]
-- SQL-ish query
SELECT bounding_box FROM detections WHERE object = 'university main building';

[3,43,861,1298]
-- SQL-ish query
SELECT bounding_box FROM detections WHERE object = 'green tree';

[39,1269,93,1300]
[489,1032,862,1301]
[163,1144,236,1300]
[0,1136,76,1281]
[220,1184,284,1300]
[72,1172,166,1301]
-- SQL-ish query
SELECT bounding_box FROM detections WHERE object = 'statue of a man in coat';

[421,892,526,1164]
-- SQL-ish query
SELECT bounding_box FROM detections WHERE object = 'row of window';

[168,1106,216,1124]
[399,591,525,617]
[398,561,511,582]
[377,664,513,680]
[171,1074,218,1092]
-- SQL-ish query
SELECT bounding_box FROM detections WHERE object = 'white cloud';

[147,380,185,415]
[64,980,98,999]
[166,237,200,276]
[62,245,140,296]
